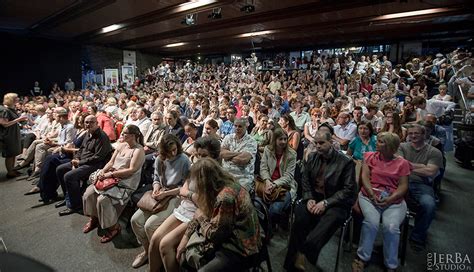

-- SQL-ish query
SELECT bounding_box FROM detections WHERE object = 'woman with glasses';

[82,124,145,243]
[147,136,221,272]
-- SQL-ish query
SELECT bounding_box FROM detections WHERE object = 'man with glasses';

[220,106,237,137]
[56,115,112,216]
[220,118,257,192]
[398,124,443,251]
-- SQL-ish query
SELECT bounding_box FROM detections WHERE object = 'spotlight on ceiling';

[240,4,255,13]
[181,13,197,26]
[240,0,255,13]
[208,8,222,19]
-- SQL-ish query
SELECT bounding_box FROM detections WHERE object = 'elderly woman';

[347,121,377,161]
[177,158,261,271]
[0,93,29,178]
[131,134,190,268]
[147,136,221,272]
[259,128,297,226]
[352,132,411,272]
[82,124,145,243]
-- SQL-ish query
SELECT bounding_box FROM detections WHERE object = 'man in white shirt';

[268,76,282,94]
[290,101,311,131]
[333,112,357,150]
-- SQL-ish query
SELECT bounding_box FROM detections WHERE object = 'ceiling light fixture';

[101,24,122,33]
[239,30,274,38]
[240,0,255,13]
[176,0,218,12]
[181,13,197,26]
[164,42,186,48]
[208,8,222,19]
[376,7,453,20]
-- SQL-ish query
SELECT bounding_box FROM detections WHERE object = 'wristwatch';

[323,199,328,208]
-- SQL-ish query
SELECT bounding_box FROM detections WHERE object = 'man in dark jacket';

[56,115,112,216]
[285,130,356,271]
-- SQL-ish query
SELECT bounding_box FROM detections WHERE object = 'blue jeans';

[408,181,436,244]
[268,191,291,224]
[357,193,407,269]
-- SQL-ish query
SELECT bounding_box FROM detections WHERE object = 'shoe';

[27,172,40,182]
[58,208,82,216]
[294,252,306,271]
[6,171,21,179]
[409,238,425,252]
[351,257,366,272]
[24,186,40,195]
[43,197,63,205]
[100,224,121,243]
[83,218,99,233]
[132,251,148,268]
[13,163,28,171]
[55,200,66,208]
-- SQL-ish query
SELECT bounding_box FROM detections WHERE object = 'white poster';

[123,50,136,66]
[121,65,135,86]
[104,69,119,86]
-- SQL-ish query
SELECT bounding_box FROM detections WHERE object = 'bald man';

[56,115,112,216]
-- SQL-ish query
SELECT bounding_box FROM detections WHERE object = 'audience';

[2,47,471,270]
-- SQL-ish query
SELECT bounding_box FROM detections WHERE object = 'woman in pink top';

[352,132,411,272]
[97,109,117,142]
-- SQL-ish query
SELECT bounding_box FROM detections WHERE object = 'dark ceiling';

[1,0,473,57]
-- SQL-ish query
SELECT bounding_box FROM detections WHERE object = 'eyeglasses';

[84,121,96,124]
[152,119,160,121]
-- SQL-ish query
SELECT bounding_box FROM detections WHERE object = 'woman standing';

[82,125,145,243]
[352,132,411,272]
[0,93,28,178]
[177,158,261,271]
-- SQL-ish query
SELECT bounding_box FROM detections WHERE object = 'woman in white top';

[432,84,452,101]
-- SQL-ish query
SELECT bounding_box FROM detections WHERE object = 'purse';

[184,231,208,270]
[255,176,288,204]
[95,177,120,191]
[137,190,174,214]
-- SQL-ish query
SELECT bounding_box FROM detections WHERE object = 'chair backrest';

[252,197,271,244]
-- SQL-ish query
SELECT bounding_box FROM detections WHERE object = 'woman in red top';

[352,132,411,272]
[97,109,117,142]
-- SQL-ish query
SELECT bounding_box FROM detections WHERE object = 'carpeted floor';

[0,152,473,271]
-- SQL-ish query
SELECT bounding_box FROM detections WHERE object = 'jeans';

[408,181,436,244]
[268,191,291,225]
[357,193,407,269]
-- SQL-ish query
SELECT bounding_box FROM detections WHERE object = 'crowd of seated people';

[0,47,473,271]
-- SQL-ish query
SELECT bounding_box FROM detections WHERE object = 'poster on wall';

[121,65,135,86]
[104,69,119,87]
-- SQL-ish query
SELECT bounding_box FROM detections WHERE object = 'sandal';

[83,218,99,233]
[100,224,121,243]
